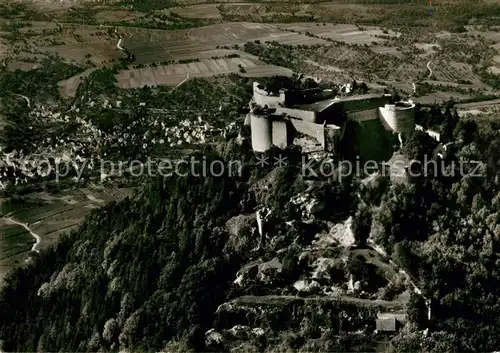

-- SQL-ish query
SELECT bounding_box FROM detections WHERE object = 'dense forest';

[1,110,500,351]
[1,68,500,351]
[0,148,249,351]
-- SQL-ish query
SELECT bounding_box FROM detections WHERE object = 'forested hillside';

[2,114,500,351]
[1,69,500,352]
[0,149,249,352]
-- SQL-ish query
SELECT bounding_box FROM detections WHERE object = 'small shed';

[375,312,406,333]
[376,317,397,332]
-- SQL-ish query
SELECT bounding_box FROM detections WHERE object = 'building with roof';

[375,312,407,333]
[375,317,397,332]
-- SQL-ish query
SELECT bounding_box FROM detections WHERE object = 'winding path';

[3,217,41,253]
[427,60,433,79]
[116,37,125,51]
[11,94,31,108]
[411,60,433,95]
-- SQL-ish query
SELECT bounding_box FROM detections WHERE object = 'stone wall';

[275,107,317,123]
[347,108,380,122]
[253,82,285,108]
[290,118,325,149]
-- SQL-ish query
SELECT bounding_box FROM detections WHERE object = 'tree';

[351,207,372,245]
[442,107,458,141]
[186,325,206,352]
[454,119,478,145]
[403,130,438,161]
[102,318,119,344]
[486,137,500,182]
[407,292,428,328]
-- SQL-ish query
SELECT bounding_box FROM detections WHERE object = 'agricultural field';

[413,91,473,105]
[0,221,32,281]
[170,0,500,30]
[275,23,400,45]
[58,67,97,98]
[430,61,485,87]
[120,22,328,64]
[454,98,500,118]
[6,22,122,68]
[116,55,292,88]
[169,4,222,19]
[1,0,499,97]
[0,187,132,282]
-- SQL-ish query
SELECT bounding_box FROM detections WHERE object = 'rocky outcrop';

[205,329,223,347]
[225,214,258,254]
[257,257,283,283]
[233,257,283,287]
[234,260,260,287]
[214,294,389,338]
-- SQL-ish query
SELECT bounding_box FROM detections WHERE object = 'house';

[375,312,407,333]
[376,317,397,332]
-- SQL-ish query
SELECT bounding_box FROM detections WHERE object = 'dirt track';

[2,217,41,253]
[228,294,407,310]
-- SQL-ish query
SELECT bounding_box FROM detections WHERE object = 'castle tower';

[250,114,272,152]
[379,101,416,133]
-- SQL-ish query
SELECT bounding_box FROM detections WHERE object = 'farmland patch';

[276,23,399,45]
[0,187,132,282]
[0,221,32,280]
[432,61,485,86]
[414,91,472,105]
[58,67,98,99]
[116,56,292,88]
[120,22,328,64]
[169,4,222,19]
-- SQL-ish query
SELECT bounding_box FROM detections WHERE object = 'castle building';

[246,81,416,154]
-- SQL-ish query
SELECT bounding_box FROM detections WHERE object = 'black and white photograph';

[0,0,499,351]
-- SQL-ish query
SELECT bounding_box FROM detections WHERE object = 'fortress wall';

[354,119,394,162]
[253,82,285,108]
[347,108,380,122]
[379,104,415,133]
[341,96,391,113]
[250,114,273,152]
[272,120,289,150]
[291,118,325,148]
[316,103,344,125]
[275,107,317,122]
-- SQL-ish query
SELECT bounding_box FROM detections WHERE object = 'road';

[3,217,41,253]
[227,294,406,310]
[172,73,190,91]
[116,38,125,51]
[411,61,432,95]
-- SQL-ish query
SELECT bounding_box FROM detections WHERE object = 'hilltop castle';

[245,81,416,154]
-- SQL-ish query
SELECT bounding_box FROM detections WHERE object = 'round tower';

[250,114,272,152]
[379,101,415,133]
